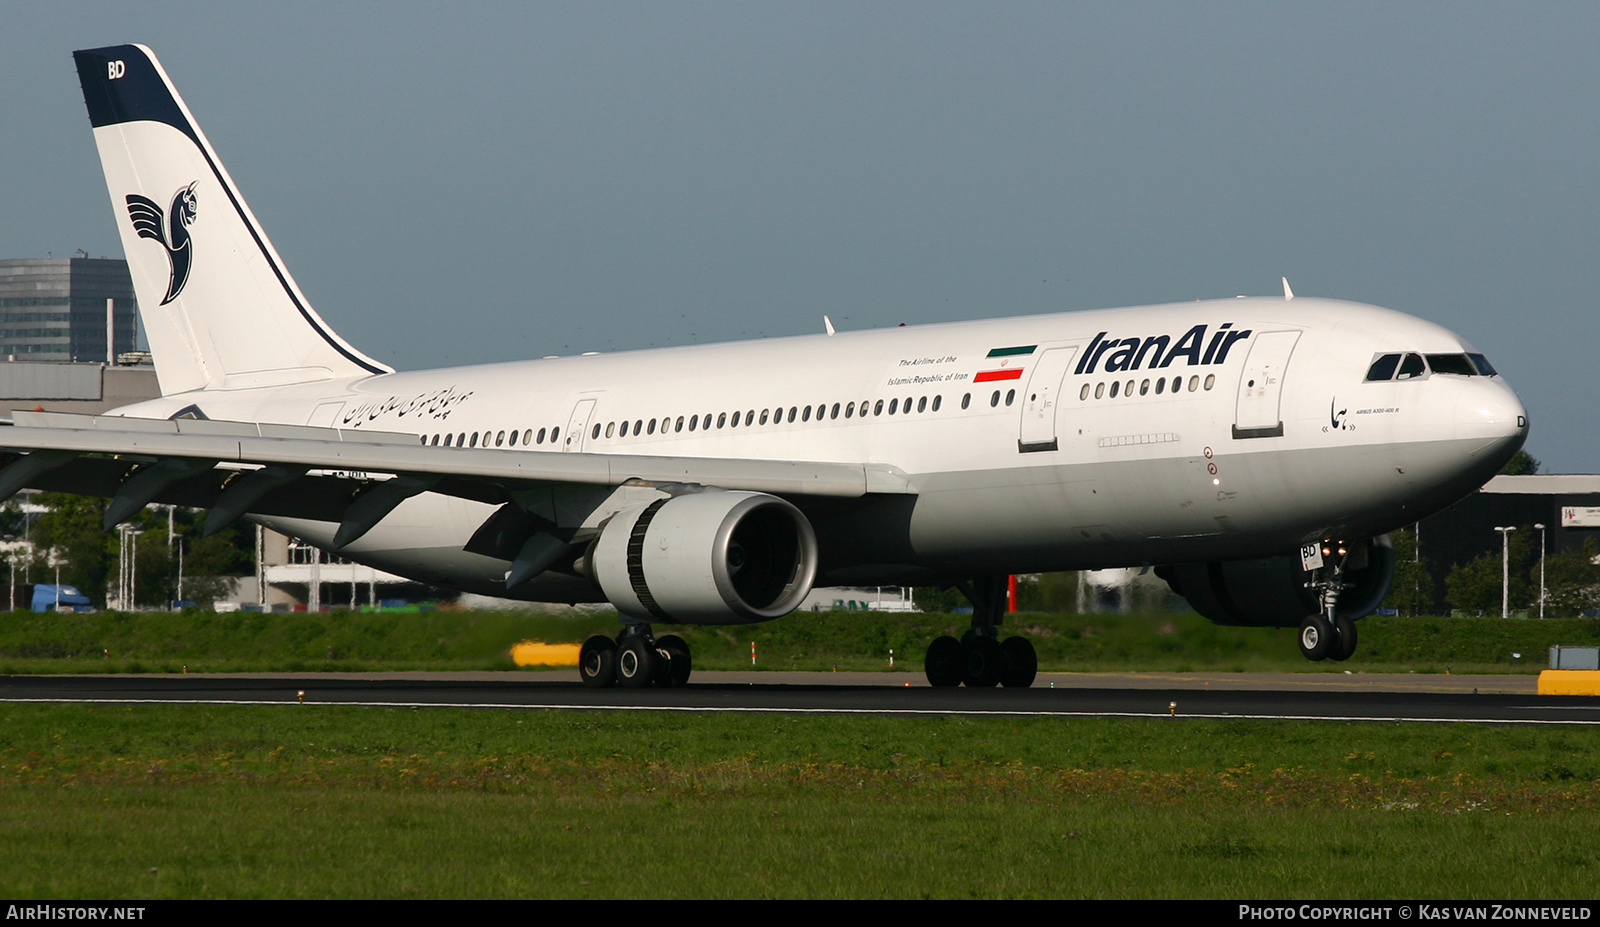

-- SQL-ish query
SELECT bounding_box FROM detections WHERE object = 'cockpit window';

[1365,354,1401,382]
[1367,350,1498,382]
[1425,354,1478,376]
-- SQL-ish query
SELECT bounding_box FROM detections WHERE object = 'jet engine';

[1155,535,1394,628]
[588,490,819,624]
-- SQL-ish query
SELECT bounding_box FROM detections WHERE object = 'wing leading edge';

[0,411,915,550]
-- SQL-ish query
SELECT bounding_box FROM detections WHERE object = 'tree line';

[1,493,253,609]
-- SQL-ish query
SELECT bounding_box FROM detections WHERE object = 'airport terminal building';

[1416,474,1600,614]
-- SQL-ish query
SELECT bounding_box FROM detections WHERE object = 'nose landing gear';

[1300,544,1359,662]
[923,576,1038,687]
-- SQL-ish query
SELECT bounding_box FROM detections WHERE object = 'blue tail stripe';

[74,46,198,144]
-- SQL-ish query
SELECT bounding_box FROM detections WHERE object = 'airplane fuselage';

[105,295,1526,602]
[48,42,1530,682]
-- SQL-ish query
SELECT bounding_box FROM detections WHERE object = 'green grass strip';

[1,704,1599,898]
[3,608,1595,675]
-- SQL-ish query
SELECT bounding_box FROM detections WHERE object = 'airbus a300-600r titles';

[12,45,1525,687]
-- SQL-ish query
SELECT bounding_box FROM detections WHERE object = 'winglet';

[1282,277,1295,301]
[823,315,836,336]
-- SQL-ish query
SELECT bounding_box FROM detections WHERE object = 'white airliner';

[7,44,1526,687]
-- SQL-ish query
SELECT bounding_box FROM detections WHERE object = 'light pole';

[256,524,266,609]
[1411,521,1421,616]
[117,525,144,610]
[1494,526,1516,619]
[117,524,128,609]
[131,529,142,609]
[1534,523,1546,619]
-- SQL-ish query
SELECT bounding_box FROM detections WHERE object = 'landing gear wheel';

[1298,614,1334,662]
[1000,636,1037,688]
[924,636,963,687]
[617,635,658,688]
[656,634,692,687]
[1330,616,1358,662]
[962,636,1004,688]
[579,635,618,688]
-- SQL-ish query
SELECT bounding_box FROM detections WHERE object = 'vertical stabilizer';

[73,45,392,395]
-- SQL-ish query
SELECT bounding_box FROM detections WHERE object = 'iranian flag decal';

[975,344,1035,382]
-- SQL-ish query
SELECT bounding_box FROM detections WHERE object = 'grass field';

[2,703,1599,898]
[5,608,1599,898]
[3,607,1596,675]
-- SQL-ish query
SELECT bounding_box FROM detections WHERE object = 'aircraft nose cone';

[1455,378,1528,464]
[1455,378,1526,429]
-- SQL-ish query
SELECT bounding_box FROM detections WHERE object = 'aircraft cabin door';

[1018,346,1079,452]
[1232,330,1301,439]
[563,398,597,452]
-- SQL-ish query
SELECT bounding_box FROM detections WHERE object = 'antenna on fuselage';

[823,315,836,336]
[1282,277,1295,301]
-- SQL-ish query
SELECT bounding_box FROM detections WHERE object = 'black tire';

[962,636,1004,687]
[1298,614,1334,662]
[617,635,658,688]
[924,635,963,687]
[1000,636,1038,688]
[656,634,692,687]
[1330,615,1358,662]
[578,635,617,688]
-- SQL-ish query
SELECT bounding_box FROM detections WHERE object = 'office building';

[0,257,138,363]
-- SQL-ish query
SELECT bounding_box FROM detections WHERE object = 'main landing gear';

[579,625,692,688]
[923,576,1038,688]
[1299,546,1359,662]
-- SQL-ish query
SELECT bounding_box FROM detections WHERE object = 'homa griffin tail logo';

[125,182,199,304]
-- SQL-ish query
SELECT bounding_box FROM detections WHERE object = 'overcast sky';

[2,3,1595,471]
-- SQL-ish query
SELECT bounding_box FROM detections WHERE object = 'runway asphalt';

[2,669,1595,724]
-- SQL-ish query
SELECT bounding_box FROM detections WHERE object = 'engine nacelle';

[589,491,819,625]
[1155,535,1395,628]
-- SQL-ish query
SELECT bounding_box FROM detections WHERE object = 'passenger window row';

[412,387,1021,447]
[589,392,956,441]
[421,426,560,448]
[1081,374,1214,400]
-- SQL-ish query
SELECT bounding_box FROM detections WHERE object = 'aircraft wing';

[0,410,915,546]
